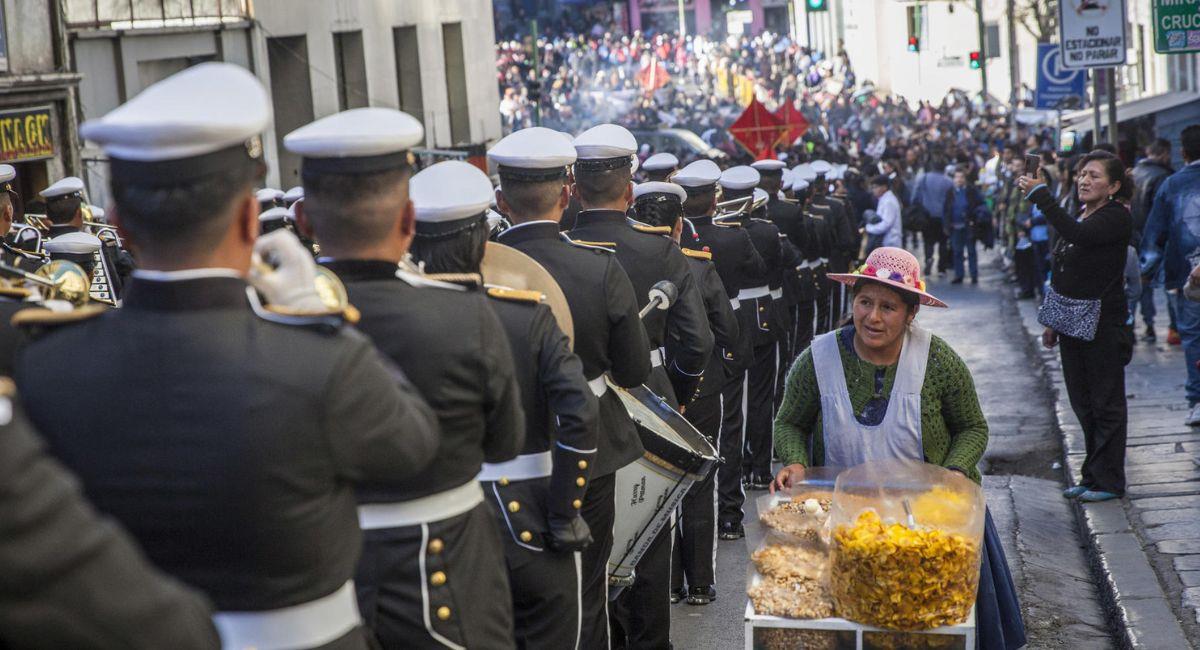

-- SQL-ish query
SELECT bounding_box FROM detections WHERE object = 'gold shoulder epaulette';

[0,377,14,398]
[631,224,672,235]
[714,221,741,228]
[265,304,361,325]
[682,248,712,261]
[487,286,544,304]
[12,304,107,329]
[566,239,616,252]
[425,272,482,288]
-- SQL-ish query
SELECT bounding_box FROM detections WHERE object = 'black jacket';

[1130,159,1174,242]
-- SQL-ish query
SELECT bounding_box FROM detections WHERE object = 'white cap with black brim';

[410,161,495,237]
[488,127,577,183]
[284,107,424,176]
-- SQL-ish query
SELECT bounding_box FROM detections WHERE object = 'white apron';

[811,325,931,466]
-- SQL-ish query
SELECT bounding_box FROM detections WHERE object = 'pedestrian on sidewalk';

[770,247,1026,650]
[1021,151,1134,502]
[943,168,983,284]
[1140,125,1200,424]
[909,158,953,276]
[865,175,902,252]
[1130,139,1176,343]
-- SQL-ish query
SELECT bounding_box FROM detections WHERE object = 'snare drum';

[606,380,719,591]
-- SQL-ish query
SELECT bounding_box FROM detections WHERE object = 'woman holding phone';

[1017,151,1134,502]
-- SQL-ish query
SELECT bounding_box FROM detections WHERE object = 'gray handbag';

[1037,284,1102,341]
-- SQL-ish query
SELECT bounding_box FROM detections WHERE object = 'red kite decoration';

[729,97,787,160]
[774,101,810,144]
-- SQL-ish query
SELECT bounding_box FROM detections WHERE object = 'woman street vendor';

[770,246,1026,650]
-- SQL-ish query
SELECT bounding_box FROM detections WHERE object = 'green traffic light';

[807,0,828,11]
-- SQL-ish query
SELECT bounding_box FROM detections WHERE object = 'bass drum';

[606,380,718,592]
[480,241,574,347]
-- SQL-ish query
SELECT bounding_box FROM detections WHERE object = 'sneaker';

[670,587,687,604]
[718,521,744,540]
[1187,403,1200,427]
[1062,485,1089,499]
[951,277,964,285]
[1169,328,1182,345]
[1079,490,1121,502]
[1142,326,1157,343]
[686,585,717,605]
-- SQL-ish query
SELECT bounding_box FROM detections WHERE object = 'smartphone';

[1024,154,1041,176]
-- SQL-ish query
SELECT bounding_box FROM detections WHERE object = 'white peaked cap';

[410,161,494,223]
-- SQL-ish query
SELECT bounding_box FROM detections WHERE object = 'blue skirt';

[976,509,1026,650]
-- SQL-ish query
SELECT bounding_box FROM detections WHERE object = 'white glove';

[249,230,327,312]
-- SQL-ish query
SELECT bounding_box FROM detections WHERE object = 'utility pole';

[678,0,687,39]
[1091,70,1102,146]
[1106,68,1118,145]
[530,19,541,127]
[1006,0,1019,139]
[974,0,988,100]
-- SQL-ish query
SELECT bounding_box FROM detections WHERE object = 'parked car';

[631,128,729,165]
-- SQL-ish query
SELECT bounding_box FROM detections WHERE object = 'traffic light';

[527,79,542,102]
[908,36,919,52]
[806,0,828,12]
[969,51,981,69]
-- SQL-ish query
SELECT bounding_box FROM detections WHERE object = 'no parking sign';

[1035,43,1087,110]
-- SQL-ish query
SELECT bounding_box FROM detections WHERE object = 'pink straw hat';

[827,247,948,308]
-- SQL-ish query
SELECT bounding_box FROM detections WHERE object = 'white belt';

[799,260,816,270]
[649,348,664,367]
[478,451,553,482]
[729,298,740,310]
[358,481,484,530]
[819,257,829,265]
[587,375,608,397]
[213,581,360,650]
[737,285,770,301]
[769,288,783,299]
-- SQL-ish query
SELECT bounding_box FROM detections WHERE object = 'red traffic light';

[908,36,919,52]
[969,51,981,69]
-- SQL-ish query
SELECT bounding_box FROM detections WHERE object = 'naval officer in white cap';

[17,62,441,650]
[640,152,679,182]
[489,125,653,650]
[38,175,135,300]
[286,107,524,649]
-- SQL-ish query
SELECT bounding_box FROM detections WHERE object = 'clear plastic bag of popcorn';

[747,535,834,620]
[828,459,984,631]
[755,466,842,549]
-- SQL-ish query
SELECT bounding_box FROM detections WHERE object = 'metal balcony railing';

[63,0,250,31]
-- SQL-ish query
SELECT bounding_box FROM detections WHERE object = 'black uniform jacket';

[683,215,765,299]
[0,384,219,649]
[15,274,441,611]
[324,260,525,500]
[487,291,597,518]
[569,209,713,404]
[672,251,739,402]
[496,220,650,476]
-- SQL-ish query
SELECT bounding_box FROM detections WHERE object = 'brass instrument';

[33,260,93,308]
[713,195,754,220]
[314,266,350,312]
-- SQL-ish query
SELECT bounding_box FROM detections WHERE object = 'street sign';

[1058,0,1128,68]
[1035,43,1087,110]
[1153,0,1200,54]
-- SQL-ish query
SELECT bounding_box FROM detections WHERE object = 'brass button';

[498,477,509,486]
[430,571,446,586]
[576,477,586,487]
[761,322,768,327]
[578,460,588,470]
[520,530,533,542]
[437,606,451,621]
[573,499,583,509]
[508,501,520,513]
[759,306,765,312]
[428,538,444,554]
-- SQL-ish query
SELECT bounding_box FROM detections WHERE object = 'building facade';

[0,1,81,206]
[251,0,502,188]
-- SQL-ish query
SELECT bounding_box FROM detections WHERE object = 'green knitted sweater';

[773,327,988,484]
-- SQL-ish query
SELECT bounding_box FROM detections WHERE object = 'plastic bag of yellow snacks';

[828,459,984,631]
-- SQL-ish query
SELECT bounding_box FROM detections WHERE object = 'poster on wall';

[0,107,56,163]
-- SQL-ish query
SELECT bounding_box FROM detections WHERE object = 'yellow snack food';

[830,510,979,631]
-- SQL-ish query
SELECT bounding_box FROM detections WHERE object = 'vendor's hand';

[771,464,806,494]
[544,514,592,553]
[249,230,327,312]
[1042,327,1058,349]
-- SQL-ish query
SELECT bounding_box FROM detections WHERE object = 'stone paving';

[670,263,1111,649]
[1016,286,1197,648]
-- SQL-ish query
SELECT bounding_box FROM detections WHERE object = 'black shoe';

[670,587,686,604]
[686,585,717,605]
[1016,290,1034,299]
[1142,327,1157,342]
[718,521,744,540]
[971,277,978,285]
[951,277,964,284]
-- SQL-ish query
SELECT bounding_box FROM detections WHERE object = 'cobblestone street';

[673,256,1113,649]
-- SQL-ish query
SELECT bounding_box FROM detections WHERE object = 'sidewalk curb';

[1012,297,1193,649]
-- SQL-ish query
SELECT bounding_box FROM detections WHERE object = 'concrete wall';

[5,0,57,73]
[251,0,502,167]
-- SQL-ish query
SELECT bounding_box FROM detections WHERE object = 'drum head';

[481,241,574,347]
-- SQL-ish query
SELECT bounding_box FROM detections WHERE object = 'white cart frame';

[744,602,976,650]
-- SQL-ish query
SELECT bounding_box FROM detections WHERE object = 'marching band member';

[39,176,133,300]
[16,63,441,650]
[287,107,525,649]
[640,152,678,182]
[410,160,598,649]
[490,126,651,650]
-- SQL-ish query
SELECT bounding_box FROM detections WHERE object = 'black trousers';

[815,279,832,335]
[356,504,514,650]
[609,520,671,650]
[578,473,616,650]
[717,377,746,526]
[1059,323,1129,494]
[742,343,779,480]
[1015,246,1037,295]
[923,222,949,272]
[671,391,721,590]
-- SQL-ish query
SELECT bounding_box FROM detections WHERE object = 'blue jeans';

[950,227,978,281]
[1176,296,1200,404]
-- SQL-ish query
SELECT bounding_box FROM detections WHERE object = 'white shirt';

[867,190,903,248]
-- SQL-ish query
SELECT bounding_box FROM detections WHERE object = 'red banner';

[728,97,786,160]
[774,101,810,144]
[638,57,670,94]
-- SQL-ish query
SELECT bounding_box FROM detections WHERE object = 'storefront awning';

[1062,91,1200,134]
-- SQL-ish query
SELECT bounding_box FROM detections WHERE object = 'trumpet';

[713,195,753,220]
[0,259,93,308]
